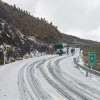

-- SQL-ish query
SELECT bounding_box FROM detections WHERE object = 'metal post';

[86,65,89,77]
[90,66,92,78]
[86,70,88,77]
[4,52,5,65]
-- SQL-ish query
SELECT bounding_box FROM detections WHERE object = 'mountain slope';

[0,1,49,64]
[4,3,63,44]
[4,2,100,46]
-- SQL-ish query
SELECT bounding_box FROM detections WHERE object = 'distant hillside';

[4,2,99,45]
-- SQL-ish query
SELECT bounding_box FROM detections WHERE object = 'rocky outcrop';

[0,1,49,64]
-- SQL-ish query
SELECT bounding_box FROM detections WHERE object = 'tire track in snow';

[41,57,75,100]
[18,62,34,100]
[49,58,100,100]
[42,57,99,100]
[18,56,56,100]
[54,58,100,100]
[26,60,53,100]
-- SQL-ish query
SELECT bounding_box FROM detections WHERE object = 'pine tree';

[50,21,52,25]
[13,4,16,10]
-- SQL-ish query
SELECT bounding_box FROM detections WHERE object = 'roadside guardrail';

[73,58,100,77]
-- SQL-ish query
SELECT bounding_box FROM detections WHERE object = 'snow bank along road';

[0,49,100,100]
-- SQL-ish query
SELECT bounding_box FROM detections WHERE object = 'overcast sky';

[2,0,100,42]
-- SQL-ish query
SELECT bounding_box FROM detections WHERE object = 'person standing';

[67,47,69,55]
[59,49,62,56]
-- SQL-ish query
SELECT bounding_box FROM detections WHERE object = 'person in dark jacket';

[59,49,63,56]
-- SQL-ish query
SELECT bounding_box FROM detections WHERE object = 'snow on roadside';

[0,55,54,100]
[76,49,100,83]
[59,48,100,92]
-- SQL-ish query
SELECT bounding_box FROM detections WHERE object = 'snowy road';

[0,49,100,100]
